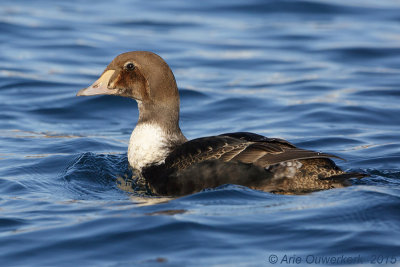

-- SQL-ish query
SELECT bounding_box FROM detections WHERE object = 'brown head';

[77,51,182,130]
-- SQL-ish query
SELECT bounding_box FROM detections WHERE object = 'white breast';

[128,123,171,171]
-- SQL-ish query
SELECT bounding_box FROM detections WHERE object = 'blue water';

[1,0,400,266]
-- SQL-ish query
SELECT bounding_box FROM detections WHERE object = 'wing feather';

[230,146,267,163]
[165,133,342,170]
[254,149,340,167]
[219,146,248,161]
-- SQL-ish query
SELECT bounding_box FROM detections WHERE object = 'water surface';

[1,0,400,266]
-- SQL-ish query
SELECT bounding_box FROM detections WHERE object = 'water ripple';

[1,0,400,265]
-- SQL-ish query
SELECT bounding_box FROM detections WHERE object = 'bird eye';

[125,62,135,71]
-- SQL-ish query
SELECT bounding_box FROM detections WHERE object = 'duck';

[77,51,365,196]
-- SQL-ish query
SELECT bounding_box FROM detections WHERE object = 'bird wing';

[164,132,342,169]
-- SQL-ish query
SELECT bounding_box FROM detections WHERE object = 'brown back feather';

[165,133,342,170]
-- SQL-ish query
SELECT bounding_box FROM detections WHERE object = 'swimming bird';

[77,51,364,196]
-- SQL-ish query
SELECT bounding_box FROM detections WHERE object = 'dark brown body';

[142,132,363,196]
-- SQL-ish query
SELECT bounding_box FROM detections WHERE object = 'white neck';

[128,123,169,171]
[127,123,182,171]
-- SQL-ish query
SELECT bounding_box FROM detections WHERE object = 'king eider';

[77,51,365,196]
